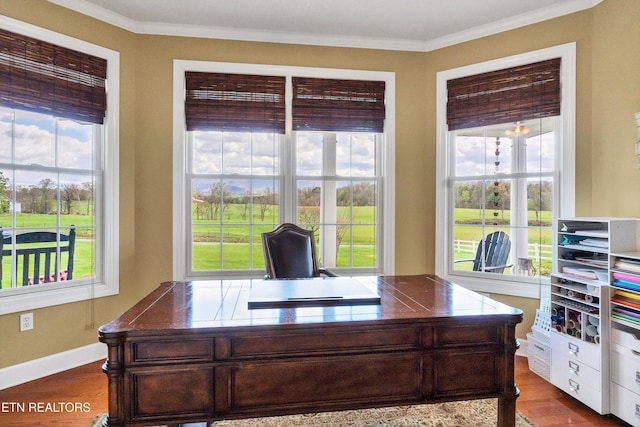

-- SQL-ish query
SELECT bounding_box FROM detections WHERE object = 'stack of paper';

[578,238,608,250]
[614,258,640,273]
[561,266,608,282]
[574,255,608,267]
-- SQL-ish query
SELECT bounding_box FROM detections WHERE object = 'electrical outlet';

[20,313,33,331]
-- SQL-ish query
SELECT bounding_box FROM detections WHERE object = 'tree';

[255,190,276,222]
[37,178,55,214]
[81,182,94,216]
[527,181,553,225]
[298,186,321,206]
[61,183,81,214]
[0,171,8,213]
[203,182,230,221]
[241,192,250,221]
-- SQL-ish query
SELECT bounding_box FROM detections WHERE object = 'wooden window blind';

[185,72,286,133]
[0,28,107,124]
[292,77,385,133]
[446,58,561,131]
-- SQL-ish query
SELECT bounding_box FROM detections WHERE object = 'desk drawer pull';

[636,403,640,419]
[632,349,640,357]
[569,379,579,393]
[568,342,579,356]
[568,361,579,375]
[636,371,640,386]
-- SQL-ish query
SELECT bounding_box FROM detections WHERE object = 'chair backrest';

[473,231,511,273]
[262,223,320,279]
[0,227,76,287]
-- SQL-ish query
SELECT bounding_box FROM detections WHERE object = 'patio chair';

[455,230,512,273]
[0,226,76,287]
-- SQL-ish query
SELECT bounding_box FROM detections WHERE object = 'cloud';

[0,109,94,186]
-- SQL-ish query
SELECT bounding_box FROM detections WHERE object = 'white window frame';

[172,61,395,280]
[435,43,576,299]
[0,16,120,315]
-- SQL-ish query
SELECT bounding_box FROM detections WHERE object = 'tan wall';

[0,0,139,368]
[590,0,640,216]
[1,0,640,369]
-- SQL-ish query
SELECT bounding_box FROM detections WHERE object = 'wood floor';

[0,356,629,426]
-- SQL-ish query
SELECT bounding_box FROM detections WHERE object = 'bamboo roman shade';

[446,58,561,131]
[185,72,286,133]
[292,77,385,133]
[0,28,107,124]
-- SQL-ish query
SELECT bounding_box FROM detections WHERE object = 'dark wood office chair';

[455,230,512,273]
[0,226,76,286]
[262,223,337,279]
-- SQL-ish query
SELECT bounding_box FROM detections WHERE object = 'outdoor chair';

[262,223,338,279]
[455,230,512,273]
[0,226,76,287]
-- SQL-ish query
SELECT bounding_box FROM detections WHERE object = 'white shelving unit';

[609,250,640,425]
[550,218,638,415]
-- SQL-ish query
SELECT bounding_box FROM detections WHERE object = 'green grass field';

[0,213,96,289]
[1,206,553,287]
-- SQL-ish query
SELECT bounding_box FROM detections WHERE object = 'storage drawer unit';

[551,322,601,369]
[610,250,640,425]
[551,348,602,411]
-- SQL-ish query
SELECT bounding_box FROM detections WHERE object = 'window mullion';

[283,75,295,224]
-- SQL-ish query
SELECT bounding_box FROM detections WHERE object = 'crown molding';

[48,0,602,52]
[48,0,139,31]
[424,0,602,52]
[137,21,430,52]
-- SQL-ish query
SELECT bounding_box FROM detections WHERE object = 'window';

[435,44,576,298]
[173,62,395,279]
[0,17,119,314]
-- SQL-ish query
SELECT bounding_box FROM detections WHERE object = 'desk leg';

[101,342,125,427]
[497,329,520,427]
[497,386,519,427]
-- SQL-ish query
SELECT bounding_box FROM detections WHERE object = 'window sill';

[0,280,118,315]
[441,272,549,299]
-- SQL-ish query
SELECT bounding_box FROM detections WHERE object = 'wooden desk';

[99,275,523,427]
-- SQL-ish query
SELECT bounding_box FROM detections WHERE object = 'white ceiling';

[48,0,601,51]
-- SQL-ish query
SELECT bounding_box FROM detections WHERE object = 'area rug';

[92,398,534,426]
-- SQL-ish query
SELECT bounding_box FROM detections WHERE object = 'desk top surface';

[99,274,523,335]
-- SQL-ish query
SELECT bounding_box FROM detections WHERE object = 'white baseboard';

[0,343,106,390]
[517,337,528,357]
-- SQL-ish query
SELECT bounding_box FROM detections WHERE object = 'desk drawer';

[551,331,599,369]
[225,351,422,412]
[434,324,499,347]
[611,343,640,394]
[228,326,420,358]
[129,338,215,364]
[126,366,215,423]
[612,325,640,353]
[611,382,640,426]
[433,347,501,397]
[551,350,601,411]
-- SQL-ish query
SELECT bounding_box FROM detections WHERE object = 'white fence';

[454,239,553,264]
